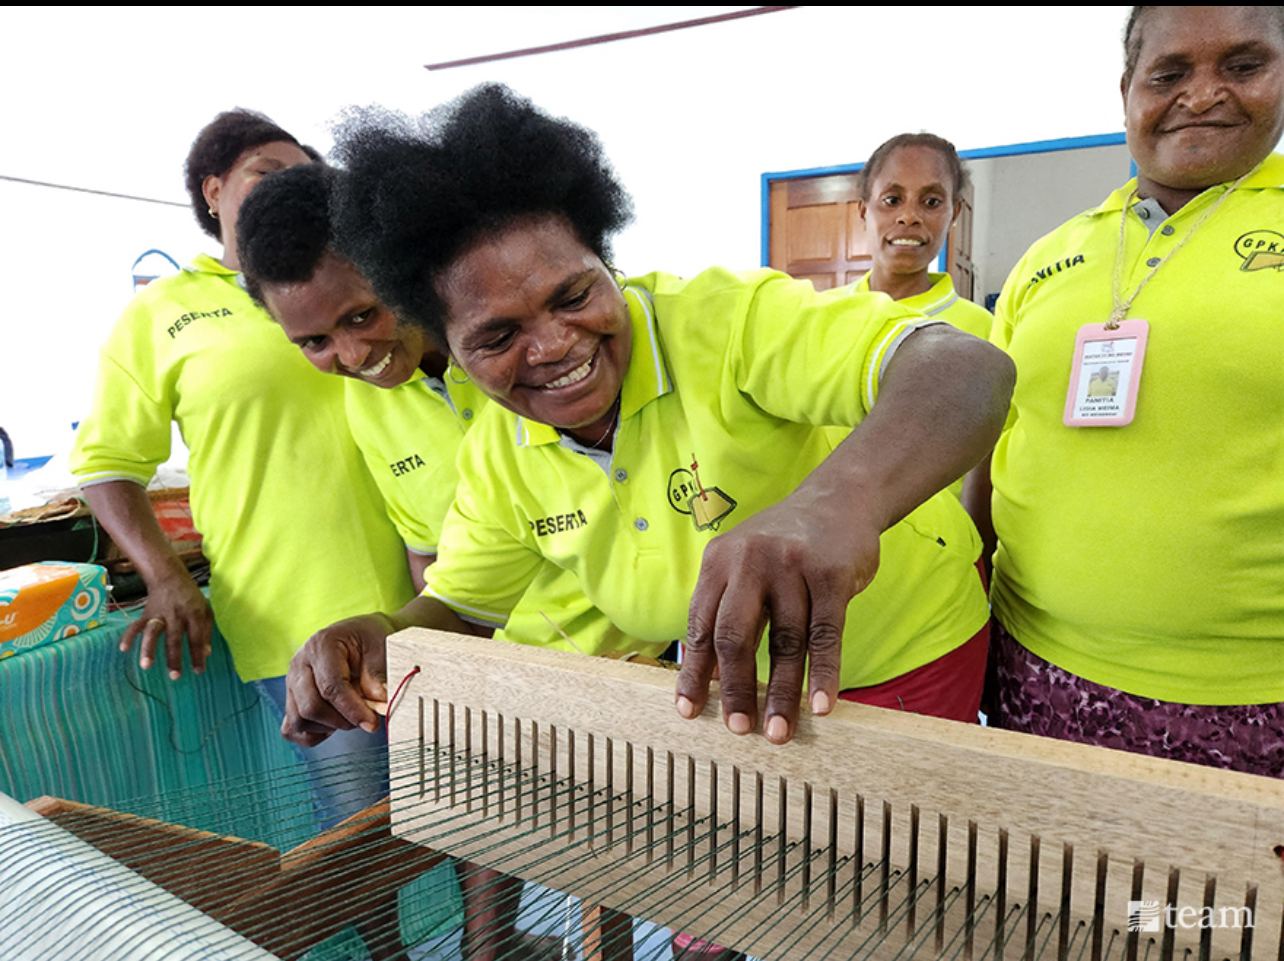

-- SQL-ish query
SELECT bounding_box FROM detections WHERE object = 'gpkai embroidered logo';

[667,455,736,532]
[1234,230,1284,271]
[167,307,232,338]
[1026,254,1085,288]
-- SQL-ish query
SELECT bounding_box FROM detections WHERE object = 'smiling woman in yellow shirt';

[70,112,420,853]
[280,85,1014,749]
[838,132,993,502]
[847,132,992,341]
[237,162,654,660]
[71,112,411,685]
[969,6,1284,777]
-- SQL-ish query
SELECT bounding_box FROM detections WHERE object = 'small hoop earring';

[447,361,470,385]
[208,207,219,220]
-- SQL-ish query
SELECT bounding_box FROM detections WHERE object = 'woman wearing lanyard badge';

[966,5,1284,777]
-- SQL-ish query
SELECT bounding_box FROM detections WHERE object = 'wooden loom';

[384,628,1284,961]
[1,792,444,961]
[5,626,1283,961]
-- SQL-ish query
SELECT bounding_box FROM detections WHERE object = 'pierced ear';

[202,173,222,216]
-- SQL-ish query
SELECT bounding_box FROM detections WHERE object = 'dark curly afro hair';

[858,132,970,203]
[184,109,301,239]
[237,163,335,307]
[331,84,633,345]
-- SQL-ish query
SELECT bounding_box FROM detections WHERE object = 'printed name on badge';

[1064,319,1149,427]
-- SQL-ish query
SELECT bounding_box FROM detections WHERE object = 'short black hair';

[858,132,970,202]
[1123,6,1284,84]
[237,163,336,307]
[331,84,634,345]
[183,109,301,239]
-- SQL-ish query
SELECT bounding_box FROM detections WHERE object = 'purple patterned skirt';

[990,623,1284,778]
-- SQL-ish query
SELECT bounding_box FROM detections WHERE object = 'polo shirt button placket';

[634,518,648,532]
[614,468,628,483]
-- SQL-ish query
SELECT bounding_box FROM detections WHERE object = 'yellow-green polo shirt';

[425,267,988,689]
[345,373,488,555]
[844,273,992,499]
[850,272,993,340]
[346,371,645,657]
[71,255,413,680]
[989,154,1284,703]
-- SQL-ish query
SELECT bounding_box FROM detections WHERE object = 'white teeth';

[546,357,593,389]
[363,352,392,378]
[891,239,925,246]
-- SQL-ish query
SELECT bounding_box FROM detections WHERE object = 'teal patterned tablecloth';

[0,610,312,847]
[0,611,462,953]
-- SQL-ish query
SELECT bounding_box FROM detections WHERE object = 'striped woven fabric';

[0,611,462,953]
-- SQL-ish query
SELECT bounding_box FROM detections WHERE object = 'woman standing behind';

[853,133,990,339]
[849,133,993,501]
[973,5,1284,777]
[70,110,414,814]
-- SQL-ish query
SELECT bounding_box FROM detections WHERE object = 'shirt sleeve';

[989,259,1028,436]
[347,427,441,557]
[990,257,1028,353]
[377,476,439,555]
[421,442,545,628]
[728,270,932,424]
[70,343,173,488]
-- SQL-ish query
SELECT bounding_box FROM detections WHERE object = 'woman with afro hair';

[284,85,1015,749]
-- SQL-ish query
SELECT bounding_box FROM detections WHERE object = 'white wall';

[970,143,1134,306]
[0,5,1133,458]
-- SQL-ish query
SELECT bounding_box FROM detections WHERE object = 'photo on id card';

[1063,319,1149,427]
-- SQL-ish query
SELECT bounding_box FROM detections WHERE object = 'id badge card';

[1063,319,1149,427]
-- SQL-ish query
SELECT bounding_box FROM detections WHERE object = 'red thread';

[691,454,709,501]
[385,666,421,723]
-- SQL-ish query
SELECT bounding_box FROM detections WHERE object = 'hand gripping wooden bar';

[386,629,1284,961]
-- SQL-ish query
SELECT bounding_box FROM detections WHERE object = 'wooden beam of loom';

[386,629,1284,961]
[14,797,444,961]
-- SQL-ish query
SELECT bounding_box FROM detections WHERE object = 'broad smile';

[545,356,593,389]
[357,350,393,381]
[888,237,928,247]
[536,348,598,391]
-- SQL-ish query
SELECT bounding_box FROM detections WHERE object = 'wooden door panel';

[769,174,869,291]
[946,182,976,301]
[786,205,842,262]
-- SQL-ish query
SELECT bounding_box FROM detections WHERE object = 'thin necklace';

[1108,164,1257,329]
[565,397,620,451]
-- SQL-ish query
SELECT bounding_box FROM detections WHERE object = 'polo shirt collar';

[186,253,238,277]
[517,284,674,448]
[1094,152,1284,216]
